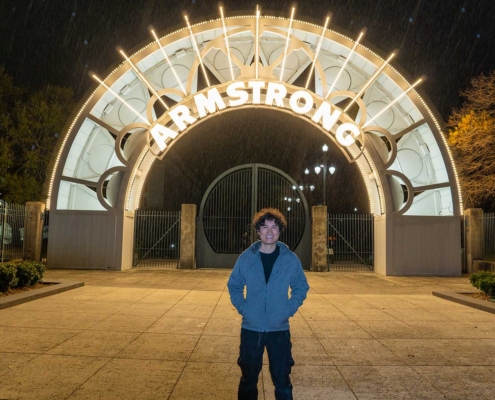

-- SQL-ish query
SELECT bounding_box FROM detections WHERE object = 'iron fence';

[482,212,495,262]
[133,210,181,268]
[327,213,374,271]
[0,201,29,263]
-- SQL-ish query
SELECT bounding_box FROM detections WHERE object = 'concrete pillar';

[179,204,197,269]
[373,214,389,276]
[25,202,45,262]
[120,211,135,270]
[464,208,483,273]
[311,206,327,272]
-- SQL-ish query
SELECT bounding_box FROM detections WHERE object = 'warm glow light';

[118,49,169,110]
[255,5,260,79]
[91,74,149,124]
[150,29,187,95]
[304,168,309,174]
[219,6,235,81]
[362,77,423,128]
[48,13,460,219]
[184,14,211,87]
[135,155,154,209]
[326,31,364,98]
[305,15,330,89]
[279,7,296,81]
[314,166,321,174]
[344,52,396,113]
[322,144,328,152]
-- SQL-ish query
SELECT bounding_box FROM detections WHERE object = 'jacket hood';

[248,240,291,255]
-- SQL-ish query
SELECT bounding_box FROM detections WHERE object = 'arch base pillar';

[47,211,134,271]
[374,214,461,276]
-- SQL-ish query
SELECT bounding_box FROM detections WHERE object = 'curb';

[0,281,85,310]
[432,291,495,315]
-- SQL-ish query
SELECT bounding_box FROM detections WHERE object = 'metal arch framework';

[46,9,462,218]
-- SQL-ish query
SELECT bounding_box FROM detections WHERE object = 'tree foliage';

[0,68,74,203]
[447,71,495,211]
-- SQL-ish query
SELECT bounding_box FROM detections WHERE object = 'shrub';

[15,262,41,287]
[0,263,18,292]
[469,271,492,289]
[33,262,46,279]
[0,261,46,292]
[470,271,495,298]
[479,275,495,298]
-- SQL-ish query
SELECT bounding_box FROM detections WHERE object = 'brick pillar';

[179,204,197,269]
[311,206,327,272]
[25,202,45,262]
[464,208,483,273]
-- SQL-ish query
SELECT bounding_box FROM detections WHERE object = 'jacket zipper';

[264,285,267,332]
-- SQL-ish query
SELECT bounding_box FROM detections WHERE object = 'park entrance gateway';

[45,5,462,275]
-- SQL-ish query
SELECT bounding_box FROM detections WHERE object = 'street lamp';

[304,144,337,206]
[321,145,336,205]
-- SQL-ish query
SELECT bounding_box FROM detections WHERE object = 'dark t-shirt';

[260,246,280,283]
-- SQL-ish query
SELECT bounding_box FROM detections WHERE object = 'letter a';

[150,124,179,151]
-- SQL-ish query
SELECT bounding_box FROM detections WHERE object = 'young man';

[228,208,310,400]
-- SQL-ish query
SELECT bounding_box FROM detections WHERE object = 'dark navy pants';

[237,328,294,400]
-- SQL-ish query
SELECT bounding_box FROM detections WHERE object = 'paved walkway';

[1,269,494,399]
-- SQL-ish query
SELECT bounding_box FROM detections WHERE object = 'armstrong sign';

[148,80,361,154]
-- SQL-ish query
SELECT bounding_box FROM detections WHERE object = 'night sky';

[1,0,494,213]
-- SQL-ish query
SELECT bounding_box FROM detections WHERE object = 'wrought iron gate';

[133,210,181,268]
[327,213,374,271]
[197,164,311,269]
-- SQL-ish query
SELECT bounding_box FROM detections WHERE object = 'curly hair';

[252,208,287,233]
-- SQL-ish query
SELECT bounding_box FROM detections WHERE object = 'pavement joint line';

[166,283,223,400]
[64,353,114,399]
[299,308,358,398]
[58,286,190,398]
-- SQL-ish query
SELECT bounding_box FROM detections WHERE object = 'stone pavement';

[1,268,495,400]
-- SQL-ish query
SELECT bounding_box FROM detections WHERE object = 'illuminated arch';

[47,9,462,219]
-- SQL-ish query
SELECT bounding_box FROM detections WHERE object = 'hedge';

[0,261,46,293]
[470,271,495,298]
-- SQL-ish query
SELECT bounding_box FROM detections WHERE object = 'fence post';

[179,204,197,269]
[464,208,483,274]
[25,201,45,262]
[311,206,327,272]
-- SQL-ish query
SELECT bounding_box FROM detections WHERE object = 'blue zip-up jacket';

[227,241,309,332]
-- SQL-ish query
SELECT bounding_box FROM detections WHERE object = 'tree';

[447,71,495,211]
[0,69,74,204]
